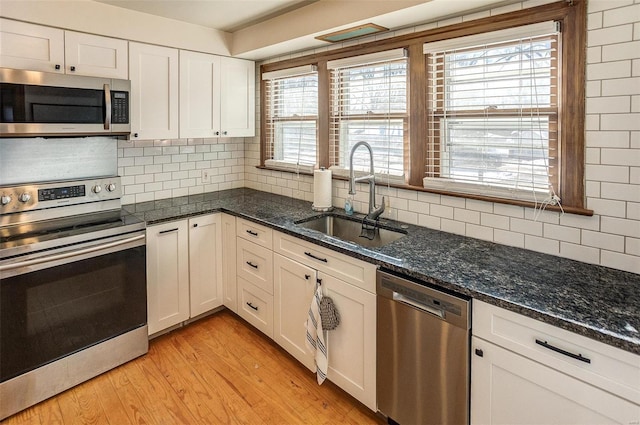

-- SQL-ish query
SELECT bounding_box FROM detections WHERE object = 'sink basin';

[295,214,406,248]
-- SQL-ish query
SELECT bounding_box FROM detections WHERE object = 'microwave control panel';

[111,91,129,124]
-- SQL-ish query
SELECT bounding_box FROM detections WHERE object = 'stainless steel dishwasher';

[377,270,471,425]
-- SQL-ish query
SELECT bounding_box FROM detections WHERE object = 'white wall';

[245,0,640,275]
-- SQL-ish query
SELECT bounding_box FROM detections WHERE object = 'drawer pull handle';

[159,228,179,234]
[305,252,328,263]
[246,302,258,311]
[535,339,591,364]
[246,261,258,269]
[305,274,311,280]
[246,230,258,237]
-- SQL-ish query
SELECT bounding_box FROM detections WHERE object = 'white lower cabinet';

[320,271,376,411]
[274,253,317,372]
[471,300,640,425]
[146,213,224,335]
[272,232,377,411]
[146,220,189,335]
[188,214,224,317]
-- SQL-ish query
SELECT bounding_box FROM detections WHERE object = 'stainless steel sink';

[295,214,406,248]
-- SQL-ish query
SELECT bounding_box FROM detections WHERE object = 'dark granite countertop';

[125,188,640,355]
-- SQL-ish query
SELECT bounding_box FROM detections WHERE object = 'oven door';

[0,231,146,383]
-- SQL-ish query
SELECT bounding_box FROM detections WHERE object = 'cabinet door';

[189,214,223,317]
[64,31,127,78]
[146,220,189,335]
[221,214,238,312]
[273,253,316,372]
[0,18,64,73]
[129,42,179,140]
[219,56,255,137]
[471,337,640,425]
[179,50,221,138]
[320,272,377,411]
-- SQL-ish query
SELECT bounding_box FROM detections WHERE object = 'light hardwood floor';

[2,310,384,425]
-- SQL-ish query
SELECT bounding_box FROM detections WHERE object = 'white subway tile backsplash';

[603,3,640,26]
[587,62,631,80]
[543,223,581,244]
[602,216,640,237]
[510,217,543,236]
[601,113,640,130]
[588,0,634,14]
[560,242,601,264]
[466,223,494,241]
[600,182,640,201]
[602,40,640,61]
[585,164,629,182]
[602,77,640,96]
[525,235,560,255]
[601,250,640,273]
[588,25,633,46]
[587,197,628,218]
[601,148,640,166]
[586,130,629,147]
[494,229,525,248]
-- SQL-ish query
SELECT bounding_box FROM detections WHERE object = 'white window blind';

[263,65,318,171]
[424,21,559,202]
[329,50,407,180]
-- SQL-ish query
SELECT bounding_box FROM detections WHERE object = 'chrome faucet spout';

[348,141,385,219]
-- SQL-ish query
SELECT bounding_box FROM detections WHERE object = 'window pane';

[444,38,554,111]
[273,75,318,117]
[338,119,404,176]
[440,117,551,193]
[274,121,317,166]
[335,61,407,115]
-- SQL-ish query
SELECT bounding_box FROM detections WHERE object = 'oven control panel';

[0,177,122,215]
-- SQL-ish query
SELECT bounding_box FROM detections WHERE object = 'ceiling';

[93,0,315,32]
[89,0,520,60]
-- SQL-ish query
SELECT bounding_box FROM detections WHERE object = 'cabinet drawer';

[237,218,273,249]
[237,277,273,338]
[237,238,273,294]
[473,300,640,404]
[273,232,376,293]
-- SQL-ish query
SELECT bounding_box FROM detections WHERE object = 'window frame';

[259,0,589,215]
[425,31,560,201]
[262,68,319,172]
[328,55,409,181]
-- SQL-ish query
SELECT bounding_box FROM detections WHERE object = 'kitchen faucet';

[348,141,385,221]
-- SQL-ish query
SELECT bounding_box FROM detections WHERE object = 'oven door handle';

[0,234,145,272]
[104,83,111,130]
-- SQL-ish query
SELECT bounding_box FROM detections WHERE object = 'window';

[328,50,407,179]
[260,1,586,213]
[424,22,559,203]
[263,65,318,171]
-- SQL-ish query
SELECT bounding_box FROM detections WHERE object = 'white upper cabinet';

[0,19,127,78]
[129,42,179,140]
[220,56,255,137]
[64,31,128,79]
[0,18,64,73]
[179,50,221,139]
[180,50,255,138]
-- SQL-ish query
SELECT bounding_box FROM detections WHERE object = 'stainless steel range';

[0,176,148,420]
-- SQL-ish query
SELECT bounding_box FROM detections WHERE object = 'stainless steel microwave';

[0,68,130,137]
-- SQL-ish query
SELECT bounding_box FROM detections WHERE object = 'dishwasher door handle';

[392,292,445,318]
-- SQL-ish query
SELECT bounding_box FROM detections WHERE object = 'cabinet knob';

[70,66,76,72]
[55,64,61,70]
[133,133,139,138]
[475,348,484,357]
[215,131,220,136]
[223,131,228,136]
[193,223,198,228]
[305,274,311,280]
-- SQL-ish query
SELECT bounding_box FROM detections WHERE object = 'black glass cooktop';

[0,209,145,254]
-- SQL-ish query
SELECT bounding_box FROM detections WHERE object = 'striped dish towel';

[305,283,328,384]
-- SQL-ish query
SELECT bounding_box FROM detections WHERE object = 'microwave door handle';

[104,83,111,130]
